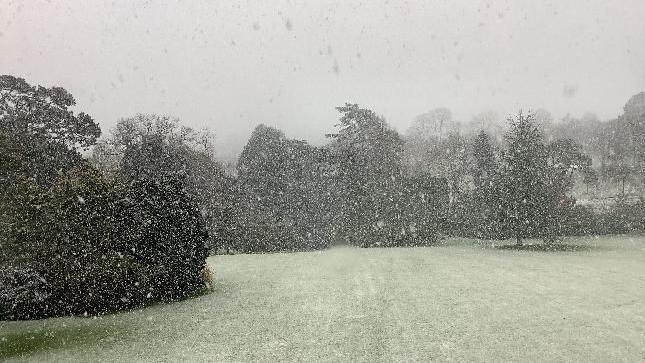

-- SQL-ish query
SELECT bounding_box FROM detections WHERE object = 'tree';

[471,131,496,188]
[113,177,210,301]
[465,111,504,140]
[603,136,633,199]
[92,114,229,251]
[403,118,472,236]
[499,111,552,245]
[622,92,645,197]
[442,132,471,203]
[407,108,456,142]
[404,108,457,174]
[233,124,333,252]
[327,103,404,244]
[581,165,598,194]
[470,130,501,238]
[92,114,219,181]
[0,75,100,185]
[403,109,470,206]
[541,138,592,240]
[0,162,143,319]
[496,114,593,245]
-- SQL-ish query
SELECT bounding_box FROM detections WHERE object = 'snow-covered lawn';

[2,236,644,362]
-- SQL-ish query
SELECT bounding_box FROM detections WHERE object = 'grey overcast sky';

[2,0,644,160]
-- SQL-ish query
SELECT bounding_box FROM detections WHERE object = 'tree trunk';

[516,234,523,246]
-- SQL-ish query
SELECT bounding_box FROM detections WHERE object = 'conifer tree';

[471,130,500,238]
[500,112,550,245]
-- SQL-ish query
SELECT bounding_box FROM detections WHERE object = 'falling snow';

[2,1,645,361]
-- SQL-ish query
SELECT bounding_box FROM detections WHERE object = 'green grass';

[0,326,122,360]
[2,235,644,361]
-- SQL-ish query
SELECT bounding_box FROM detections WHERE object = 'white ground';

[2,236,644,362]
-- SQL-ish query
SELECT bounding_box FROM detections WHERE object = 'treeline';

[2,74,644,319]
[210,94,645,249]
[402,94,645,239]
[224,104,447,250]
[90,106,448,253]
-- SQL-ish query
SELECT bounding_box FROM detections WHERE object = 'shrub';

[595,202,645,235]
[113,177,210,301]
[0,163,210,320]
[560,205,598,236]
[0,163,141,319]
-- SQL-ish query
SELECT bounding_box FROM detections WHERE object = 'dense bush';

[222,178,332,254]
[594,202,645,235]
[0,163,210,320]
[559,205,598,236]
[356,176,447,248]
[113,177,210,300]
[540,202,645,237]
[1,164,137,319]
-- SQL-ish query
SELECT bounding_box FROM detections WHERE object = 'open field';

[2,236,644,362]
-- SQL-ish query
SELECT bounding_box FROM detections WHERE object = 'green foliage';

[92,114,229,251]
[1,161,210,320]
[230,124,333,252]
[622,92,645,192]
[491,112,595,243]
[328,104,401,243]
[0,325,121,360]
[0,132,22,184]
[469,131,503,238]
[328,104,443,246]
[1,163,139,319]
[227,108,446,251]
[499,112,559,243]
[357,176,447,247]
[113,177,210,301]
[0,75,100,186]
[0,75,100,148]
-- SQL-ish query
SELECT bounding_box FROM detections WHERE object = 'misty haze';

[1,1,644,362]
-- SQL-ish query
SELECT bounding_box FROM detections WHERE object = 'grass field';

[1,236,644,362]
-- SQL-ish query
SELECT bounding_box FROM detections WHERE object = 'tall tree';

[0,75,100,185]
[471,131,496,188]
[234,124,333,252]
[92,114,229,250]
[500,111,551,245]
[404,108,457,173]
[470,130,500,238]
[622,92,645,197]
[542,138,591,240]
[327,103,404,244]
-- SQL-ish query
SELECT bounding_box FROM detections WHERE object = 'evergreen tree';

[622,92,645,197]
[327,103,404,245]
[472,131,496,188]
[113,177,210,301]
[234,124,333,252]
[500,112,551,245]
[470,130,500,238]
